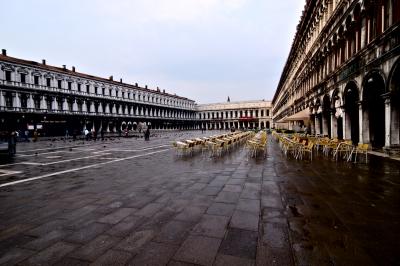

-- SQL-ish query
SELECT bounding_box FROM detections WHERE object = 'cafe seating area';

[272,131,370,163]
[244,131,268,159]
[172,131,253,158]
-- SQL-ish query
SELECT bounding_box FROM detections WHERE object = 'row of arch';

[309,59,400,149]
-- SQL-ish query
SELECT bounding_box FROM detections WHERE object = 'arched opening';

[266,121,270,129]
[121,122,127,131]
[331,89,343,139]
[344,81,360,144]
[260,122,265,129]
[322,95,332,138]
[388,60,400,146]
[363,72,386,148]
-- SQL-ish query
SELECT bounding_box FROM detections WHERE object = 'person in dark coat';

[144,128,150,141]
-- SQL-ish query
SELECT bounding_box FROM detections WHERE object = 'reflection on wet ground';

[0,131,398,265]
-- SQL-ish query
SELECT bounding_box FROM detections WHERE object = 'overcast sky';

[2,0,304,104]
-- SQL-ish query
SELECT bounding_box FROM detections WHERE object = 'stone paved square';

[0,131,398,265]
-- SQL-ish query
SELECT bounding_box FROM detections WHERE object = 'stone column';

[63,99,69,111]
[331,112,337,138]
[384,96,391,147]
[0,91,5,107]
[82,101,88,113]
[52,97,58,111]
[28,94,34,109]
[13,93,21,108]
[358,102,364,144]
[315,115,320,135]
[40,96,47,110]
[342,108,347,140]
[73,100,78,112]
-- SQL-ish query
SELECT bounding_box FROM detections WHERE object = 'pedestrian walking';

[144,128,150,141]
[33,130,38,142]
[65,129,69,140]
[84,128,89,141]
[24,130,29,142]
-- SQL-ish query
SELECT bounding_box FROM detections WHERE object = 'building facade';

[272,0,400,153]
[0,51,197,136]
[197,100,273,130]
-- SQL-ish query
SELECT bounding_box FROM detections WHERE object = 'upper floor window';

[94,87,98,95]
[5,92,13,107]
[266,109,270,117]
[57,80,62,89]
[68,82,72,90]
[77,83,81,92]
[86,84,90,93]
[34,76,39,85]
[34,96,40,109]
[102,88,105,95]
[127,92,130,99]
[5,71,11,81]
[122,92,125,98]
[20,73,26,83]
[21,94,28,108]
[46,78,51,87]
[261,110,264,117]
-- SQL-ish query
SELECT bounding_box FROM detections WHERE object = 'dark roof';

[0,54,194,102]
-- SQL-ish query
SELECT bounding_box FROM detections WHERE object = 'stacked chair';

[245,131,267,159]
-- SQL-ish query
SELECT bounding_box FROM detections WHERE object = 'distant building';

[273,0,400,154]
[0,50,197,135]
[197,100,273,130]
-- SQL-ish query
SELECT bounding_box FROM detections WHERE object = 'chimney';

[120,78,122,83]
[109,75,113,81]
[1,49,6,56]
[135,83,138,87]
[62,65,67,70]
[42,59,46,65]
[72,66,76,72]
[145,85,148,89]
[163,89,165,93]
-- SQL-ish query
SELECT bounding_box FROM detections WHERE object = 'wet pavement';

[0,131,399,266]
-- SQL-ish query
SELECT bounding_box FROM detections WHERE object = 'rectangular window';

[34,76,39,85]
[86,84,90,93]
[58,80,62,89]
[58,100,63,111]
[109,89,112,96]
[261,110,264,117]
[122,92,125,98]
[46,78,51,87]
[20,73,26,83]
[102,88,105,95]
[5,71,11,81]
[128,93,130,99]
[21,95,27,108]
[235,111,238,118]
[77,84,81,92]
[95,87,98,95]
[68,82,72,90]
[255,110,259,117]
[266,110,270,117]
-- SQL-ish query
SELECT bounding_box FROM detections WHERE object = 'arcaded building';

[272,0,399,153]
[197,100,273,130]
[0,50,197,136]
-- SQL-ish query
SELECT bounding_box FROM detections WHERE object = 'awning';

[283,109,310,122]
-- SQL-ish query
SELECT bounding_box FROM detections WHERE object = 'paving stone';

[261,195,284,209]
[23,229,70,250]
[135,203,165,217]
[129,241,179,265]
[200,186,221,196]
[64,223,110,244]
[0,224,36,242]
[69,234,121,261]
[0,247,35,265]
[222,185,243,193]
[215,192,240,204]
[106,215,145,237]
[173,235,222,266]
[91,249,133,266]
[188,183,207,191]
[22,241,78,266]
[115,229,155,254]
[219,228,258,259]
[53,257,90,266]
[97,208,137,224]
[236,198,260,214]
[167,260,197,266]
[0,233,36,256]
[153,220,194,245]
[230,210,259,231]
[174,206,207,222]
[191,214,229,239]
[263,222,290,249]
[226,178,246,185]
[191,195,214,207]
[214,254,255,266]
[206,202,236,217]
